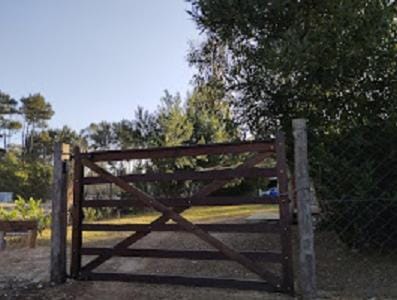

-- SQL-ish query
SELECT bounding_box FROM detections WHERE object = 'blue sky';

[0,0,200,130]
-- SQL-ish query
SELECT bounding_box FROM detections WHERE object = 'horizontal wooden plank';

[81,248,282,263]
[82,158,280,284]
[81,223,280,233]
[83,167,277,185]
[81,140,275,162]
[80,272,281,292]
[82,196,280,208]
[0,220,38,232]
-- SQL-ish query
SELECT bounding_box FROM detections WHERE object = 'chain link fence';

[307,124,397,298]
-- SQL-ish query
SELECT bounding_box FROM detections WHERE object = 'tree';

[0,91,21,150]
[188,0,397,136]
[0,151,52,200]
[185,83,243,174]
[49,125,80,144]
[20,94,54,154]
[188,0,397,250]
[1,120,22,150]
[0,91,18,115]
[28,126,81,160]
[140,89,243,196]
[139,91,194,196]
[157,91,193,147]
[81,121,114,150]
[112,107,159,149]
[187,83,238,145]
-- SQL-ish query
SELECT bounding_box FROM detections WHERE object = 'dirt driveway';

[3,218,394,299]
[0,219,293,300]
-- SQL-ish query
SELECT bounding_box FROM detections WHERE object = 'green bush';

[0,196,50,233]
[82,207,120,222]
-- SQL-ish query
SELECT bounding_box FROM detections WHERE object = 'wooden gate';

[70,133,294,294]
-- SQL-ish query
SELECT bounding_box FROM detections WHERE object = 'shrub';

[0,196,50,233]
[82,207,121,222]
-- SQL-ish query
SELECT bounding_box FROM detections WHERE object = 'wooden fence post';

[51,143,70,284]
[293,119,317,299]
[0,231,5,251]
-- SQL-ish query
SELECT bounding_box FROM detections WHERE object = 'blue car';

[261,187,279,197]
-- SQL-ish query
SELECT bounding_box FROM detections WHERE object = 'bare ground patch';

[0,217,291,300]
[1,220,397,299]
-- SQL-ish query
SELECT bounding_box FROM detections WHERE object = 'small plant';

[82,207,120,221]
[0,196,50,233]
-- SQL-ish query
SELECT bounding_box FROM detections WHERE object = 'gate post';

[71,146,84,278]
[293,119,317,299]
[276,131,295,295]
[51,143,70,283]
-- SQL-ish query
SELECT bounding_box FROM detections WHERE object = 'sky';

[0,0,200,131]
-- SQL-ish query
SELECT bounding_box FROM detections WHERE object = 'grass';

[36,204,277,246]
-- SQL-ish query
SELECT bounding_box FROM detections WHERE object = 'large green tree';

[188,0,397,136]
[20,93,54,154]
[188,0,397,249]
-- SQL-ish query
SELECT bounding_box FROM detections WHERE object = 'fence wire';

[306,125,397,298]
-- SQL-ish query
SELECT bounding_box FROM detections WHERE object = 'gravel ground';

[0,225,291,300]
[0,220,396,299]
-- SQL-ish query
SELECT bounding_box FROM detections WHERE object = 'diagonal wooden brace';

[81,153,270,273]
[80,154,281,286]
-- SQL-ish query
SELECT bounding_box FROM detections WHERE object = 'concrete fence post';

[293,119,317,299]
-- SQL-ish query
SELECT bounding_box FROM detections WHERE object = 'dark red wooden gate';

[70,133,294,294]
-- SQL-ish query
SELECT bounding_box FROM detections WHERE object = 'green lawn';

[38,204,277,246]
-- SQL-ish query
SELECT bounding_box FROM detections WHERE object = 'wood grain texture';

[293,119,317,299]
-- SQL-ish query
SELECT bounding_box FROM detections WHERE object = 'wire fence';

[306,124,397,298]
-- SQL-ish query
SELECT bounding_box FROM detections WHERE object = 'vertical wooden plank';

[28,229,37,248]
[293,119,317,299]
[71,146,83,278]
[276,131,295,295]
[51,143,70,283]
[0,231,6,251]
[80,152,269,273]
[81,158,281,287]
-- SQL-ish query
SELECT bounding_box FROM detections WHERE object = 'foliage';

[81,121,115,150]
[0,90,21,150]
[82,207,120,222]
[20,93,54,129]
[0,196,50,232]
[29,126,81,159]
[82,87,245,198]
[188,0,397,136]
[311,122,397,250]
[188,0,397,250]
[0,90,82,203]
[144,88,242,196]
[0,151,52,200]
[0,90,77,160]
[20,93,55,156]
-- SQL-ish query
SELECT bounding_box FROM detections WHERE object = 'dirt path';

[3,219,394,299]
[0,219,292,300]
